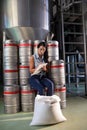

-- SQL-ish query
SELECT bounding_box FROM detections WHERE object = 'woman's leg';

[29,75,44,95]
[40,78,54,96]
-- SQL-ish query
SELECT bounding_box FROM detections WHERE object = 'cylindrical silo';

[3,0,49,41]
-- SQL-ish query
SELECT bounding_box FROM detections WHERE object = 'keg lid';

[5,39,16,44]
[34,40,45,44]
[47,40,58,44]
[20,40,32,43]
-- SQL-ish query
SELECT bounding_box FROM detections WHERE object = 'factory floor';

[0,95,87,130]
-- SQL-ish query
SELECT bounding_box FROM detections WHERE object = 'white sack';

[30,95,67,126]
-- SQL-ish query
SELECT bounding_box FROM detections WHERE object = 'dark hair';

[37,42,46,48]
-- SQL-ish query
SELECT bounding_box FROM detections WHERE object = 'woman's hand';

[42,65,47,71]
[42,64,49,72]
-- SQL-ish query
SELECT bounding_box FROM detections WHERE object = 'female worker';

[29,42,54,96]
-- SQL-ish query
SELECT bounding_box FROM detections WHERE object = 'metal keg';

[19,60,30,66]
[3,40,18,57]
[19,40,32,56]
[19,56,30,64]
[3,62,17,70]
[19,78,29,85]
[21,84,36,112]
[4,78,18,85]
[19,65,30,78]
[4,62,18,79]
[33,40,45,54]
[3,56,18,63]
[50,60,65,86]
[54,86,66,109]
[47,40,59,61]
[19,62,30,85]
[4,85,20,114]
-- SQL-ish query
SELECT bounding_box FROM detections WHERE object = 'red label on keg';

[21,90,36,94]
[4,90,19,94]
[55,87,66,92]
[19,66,29,68]
[4,43,17,47]
[50,65,64,68]
[47,44,58,47]
[19,43,32,46]
[4,70,18,73]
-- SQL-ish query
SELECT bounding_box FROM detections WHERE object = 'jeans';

[29,75,54,96]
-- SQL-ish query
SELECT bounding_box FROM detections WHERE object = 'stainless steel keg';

[54,86,66,109]
[19,65,30,79]
[19,40,32,56]
[4,85,20,114]
[21,84,36,112]
[47,40,59,61]
[3,40,18,57]
[4,62,18,79]
[50,60,65,86]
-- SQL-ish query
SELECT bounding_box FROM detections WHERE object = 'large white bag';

[30,95,67,126]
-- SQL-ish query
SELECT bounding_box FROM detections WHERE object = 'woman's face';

[38,45,46,57]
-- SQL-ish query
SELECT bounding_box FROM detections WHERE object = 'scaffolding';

[47,0,87,95]
[60,0,87,95]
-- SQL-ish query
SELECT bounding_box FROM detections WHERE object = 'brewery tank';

[3,0,49,41]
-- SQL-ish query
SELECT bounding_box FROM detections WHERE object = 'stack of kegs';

[3,40,20,113]
[20,84,36,112]
[3,39,66,113]
[49,59,66,108]
[19,40,32,85]
[19,40,36,112]
[46,40,66,109]
[3,40,18,85]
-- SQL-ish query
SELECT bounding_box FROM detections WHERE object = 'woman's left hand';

[42,64,49,71]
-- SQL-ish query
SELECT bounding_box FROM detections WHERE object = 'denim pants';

[29,75,54,96]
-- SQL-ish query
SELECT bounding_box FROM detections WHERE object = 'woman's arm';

[29,56,35,74]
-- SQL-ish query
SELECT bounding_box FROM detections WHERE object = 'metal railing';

[61,0,82,10]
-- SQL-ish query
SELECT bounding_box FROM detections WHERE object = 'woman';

[29,42,54,96]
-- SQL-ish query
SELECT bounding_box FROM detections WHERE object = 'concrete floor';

[0,96,87,130]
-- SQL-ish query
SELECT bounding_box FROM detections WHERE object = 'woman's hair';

[37,42,46,48]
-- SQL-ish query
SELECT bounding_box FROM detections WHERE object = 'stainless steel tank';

[3,0,49,41]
